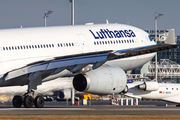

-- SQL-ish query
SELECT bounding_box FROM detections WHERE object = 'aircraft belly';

[162,96,180,103]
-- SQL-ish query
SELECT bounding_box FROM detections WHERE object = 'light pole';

[43,10,53,26]
[155,12,163,81]
[69,0,75,105]
[69,0,74,25]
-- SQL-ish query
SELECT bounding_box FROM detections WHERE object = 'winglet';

[165,29,176,44]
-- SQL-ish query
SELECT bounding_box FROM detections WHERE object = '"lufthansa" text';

[89,29,136,39]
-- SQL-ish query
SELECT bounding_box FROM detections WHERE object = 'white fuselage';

[0,24,155,75]
[126,82,180,104]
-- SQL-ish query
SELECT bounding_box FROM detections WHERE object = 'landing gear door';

[78,34,89,53]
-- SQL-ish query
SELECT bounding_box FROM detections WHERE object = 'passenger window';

[26,46,28,49]
[58,44,60,47]
[12,47,14,50]
[119,40,121,43]
[172,88,174,90]
[43,45,46,48]
[72,43,74,46]
[29,45,31,49]
[3,47,5,50]
[105,41,107,44]
[35,45,37,48]
[94,42,96,45]
[23,46,26,49]
[6,47,8,50]
[121,40,123,43]
[177,88,178,90]
[20,46,23,49]
[9,47,11,50]
[166,88,168,90]
[69,43,71,46]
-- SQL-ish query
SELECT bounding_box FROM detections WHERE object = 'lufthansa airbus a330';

[0,22,176,108]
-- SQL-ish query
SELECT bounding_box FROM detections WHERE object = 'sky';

[0,0,179,35]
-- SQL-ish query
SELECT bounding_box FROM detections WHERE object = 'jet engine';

[138,82,159,91]
[59,89,71,99]
[73,66,127,95]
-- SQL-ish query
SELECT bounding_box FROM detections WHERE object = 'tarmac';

[0,100,179,114]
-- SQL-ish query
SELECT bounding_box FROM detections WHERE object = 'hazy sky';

[0,0,179,35]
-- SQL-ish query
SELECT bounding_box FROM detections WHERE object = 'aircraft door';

[136,31,146,46]
[78,34,89,53]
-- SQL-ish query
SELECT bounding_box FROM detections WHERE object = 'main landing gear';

[12,91,44,108]
[12,71,44,108]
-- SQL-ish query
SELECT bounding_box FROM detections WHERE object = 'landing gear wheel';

[24,96,34,108]
[12,95,22,108]
[34,96,44,108]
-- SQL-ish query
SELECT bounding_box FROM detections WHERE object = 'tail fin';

[165,29,176,44]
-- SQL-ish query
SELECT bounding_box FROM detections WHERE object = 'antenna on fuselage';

[106,19,109,24]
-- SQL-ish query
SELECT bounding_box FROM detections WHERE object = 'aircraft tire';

[34,96,44,108]
[24,96,34,108]
[12,95,22,108]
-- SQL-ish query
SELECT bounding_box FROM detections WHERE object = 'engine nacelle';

[73,66,127,95]
[59,89,71,99]
[138,82,159,91]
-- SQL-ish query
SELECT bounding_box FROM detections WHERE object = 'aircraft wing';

[107,29,177,60]
[124,94,142,99]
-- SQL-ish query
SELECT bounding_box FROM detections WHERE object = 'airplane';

[124,81,180,105]
[0,22,177,108]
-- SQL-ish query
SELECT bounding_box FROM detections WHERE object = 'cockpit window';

[148,35,153,41]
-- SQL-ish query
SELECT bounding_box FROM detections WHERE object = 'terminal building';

[129,30,180,83]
